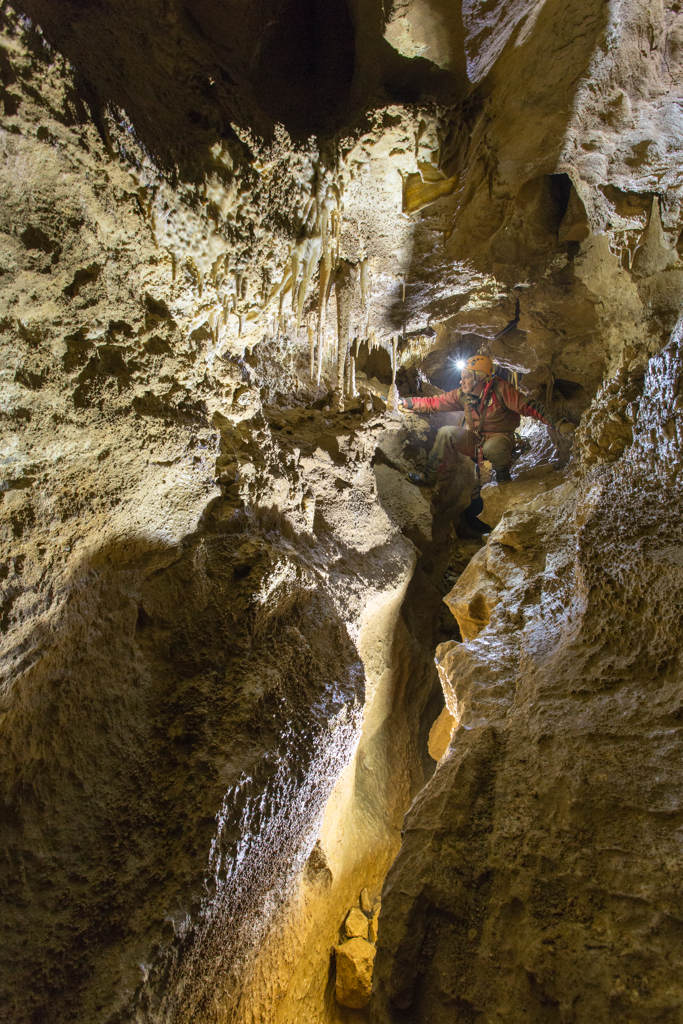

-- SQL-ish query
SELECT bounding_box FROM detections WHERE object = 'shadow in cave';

[0,504,365,1024]
[15,0,465,173]
[248,0,357,136]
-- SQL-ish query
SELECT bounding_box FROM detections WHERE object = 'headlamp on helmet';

[462,354,493,376]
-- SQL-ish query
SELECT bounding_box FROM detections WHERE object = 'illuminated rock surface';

[1,0,683,1022]
[374,336,683,1022]
[335,937,376,1009]
[344,907,370,941]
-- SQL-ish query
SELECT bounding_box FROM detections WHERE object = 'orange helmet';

[462,354,493,376]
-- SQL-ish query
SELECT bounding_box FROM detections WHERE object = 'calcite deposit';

[2,0,683,1023]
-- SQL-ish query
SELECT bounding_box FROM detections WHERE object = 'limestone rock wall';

[373,331,683,1022]
[371,5,683,1018]
[392,0,683,407]
[0,10,442,1022]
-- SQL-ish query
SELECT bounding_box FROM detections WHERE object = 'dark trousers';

[425,426,514,482]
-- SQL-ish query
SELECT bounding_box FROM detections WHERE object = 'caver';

[398,354,576,486]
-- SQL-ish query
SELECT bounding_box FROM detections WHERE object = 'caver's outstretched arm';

[398,390,463,414]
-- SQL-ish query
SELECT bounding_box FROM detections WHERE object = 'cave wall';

[0,8,428,1021]
[394,0,683,402]
[3,0,683,1022]
[371,4,683,1020]
[373,328,683,1023]
[0,8,461,1017]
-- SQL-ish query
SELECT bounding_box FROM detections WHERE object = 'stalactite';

[290,242,302,316]
[297,235,321,332]
[386,335,401,419]
[316,197,335,385]
[278,273,293,320]
[335,260,355,412]
[308,314,316,379]
[348,349,357,399]
[333,209,341,264]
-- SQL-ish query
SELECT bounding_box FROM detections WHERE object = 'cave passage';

[2,0,683,1022]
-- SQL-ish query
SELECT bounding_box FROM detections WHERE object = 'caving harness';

[459,374,503,480]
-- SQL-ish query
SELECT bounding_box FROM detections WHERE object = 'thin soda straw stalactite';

[333,286,339,365]
[348,333,358,399]
[335,260,355,412]
[385,335,401,419]
[316,221,331,385]
[290,241,301,319]
[308,313,316,379]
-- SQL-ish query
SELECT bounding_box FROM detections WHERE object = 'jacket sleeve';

[497,379,558,427]
[407,389,464,414]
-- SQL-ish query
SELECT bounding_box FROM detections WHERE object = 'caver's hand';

[558,419,576,435]
[398,397,413,410]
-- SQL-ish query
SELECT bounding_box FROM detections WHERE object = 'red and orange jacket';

[405,376,557,435]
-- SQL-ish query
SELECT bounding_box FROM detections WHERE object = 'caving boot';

[492,467,512,484]
[407,471,435,487]
[462,494,490,536]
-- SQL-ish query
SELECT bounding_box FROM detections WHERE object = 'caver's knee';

[482,434,512,468]
[435,425,466,445]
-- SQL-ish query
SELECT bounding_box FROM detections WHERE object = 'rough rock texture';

[426,704,456,763]
[3,0,683,1023]
[335,937,377,1010]
[373,328,683,1021]
[0,10,449,1021]
[228,431,472,1024]
[374,464,433,549]
[480,419,569,529]
[345,907,370,941]
[371,0,683,983]
[381,0,683,425]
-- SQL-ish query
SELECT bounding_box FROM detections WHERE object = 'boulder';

[343,906,369,940]
[480,465,565,530]
[335,937,376,1008]
[369,906,381,944]
[359,887,373,914]
[444,546,501,640]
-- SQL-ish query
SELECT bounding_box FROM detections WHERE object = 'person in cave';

[398,354,576,485]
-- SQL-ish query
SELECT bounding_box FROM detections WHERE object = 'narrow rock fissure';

[221,391,562,1020]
